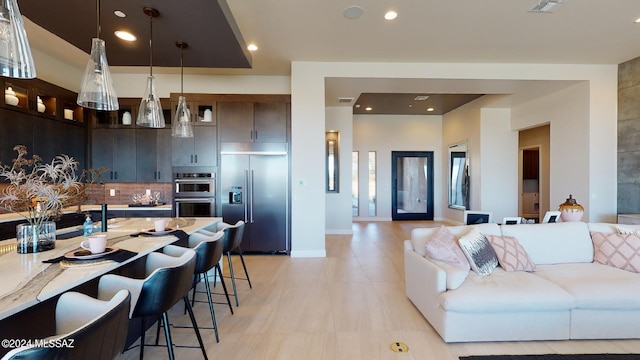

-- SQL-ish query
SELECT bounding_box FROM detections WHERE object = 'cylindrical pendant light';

[137,7,165,128]
[0,0,35,79]
[77,0,119,110]
[172,42,193,138]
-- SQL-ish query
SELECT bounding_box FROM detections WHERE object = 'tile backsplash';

[86,183,173,206]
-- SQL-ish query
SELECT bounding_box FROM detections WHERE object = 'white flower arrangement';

[0,145,105,227]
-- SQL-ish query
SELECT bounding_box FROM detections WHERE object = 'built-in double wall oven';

[173,172,216,217]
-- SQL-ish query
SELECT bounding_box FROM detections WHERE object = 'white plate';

[145,228,174,236]
[65,247,119,260]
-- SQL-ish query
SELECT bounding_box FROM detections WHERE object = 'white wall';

[32,55,619,257]
[511,81,615,221]
[325,107,354,234]
[111,73,291,97]
[479,107,518,222]
[291,61,618,256]
[352,114,443,221]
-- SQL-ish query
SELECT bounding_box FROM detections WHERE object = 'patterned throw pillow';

[615,224,640,235]
[591,232,640,273]
[425,225,470,269]
[486,235,536,272]
[457,228,498,276]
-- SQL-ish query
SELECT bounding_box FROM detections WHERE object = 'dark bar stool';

[1,290,130,360]
[164,231,233,343]
[97,248,208,360]
[203,220,252,306]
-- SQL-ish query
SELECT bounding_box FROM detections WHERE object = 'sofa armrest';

[405,243,448,316]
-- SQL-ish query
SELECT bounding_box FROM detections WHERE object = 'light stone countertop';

[0,204,173,223]
[0,216,221,320]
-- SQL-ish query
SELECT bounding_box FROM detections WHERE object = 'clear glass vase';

[16,221,56,253]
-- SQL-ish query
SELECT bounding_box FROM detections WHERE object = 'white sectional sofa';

[404,221,640,343]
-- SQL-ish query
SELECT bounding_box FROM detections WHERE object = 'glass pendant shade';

[77,38,119,110]
[172,96,193,137]
[136,75,165,127]
[0,0,35,79]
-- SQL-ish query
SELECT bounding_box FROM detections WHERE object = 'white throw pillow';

[458,228,498,276]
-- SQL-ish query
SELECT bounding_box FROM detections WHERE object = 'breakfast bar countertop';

[0,204,173,223]
[0,217,221,321]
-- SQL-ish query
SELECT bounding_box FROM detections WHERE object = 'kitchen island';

[0,217,220,321]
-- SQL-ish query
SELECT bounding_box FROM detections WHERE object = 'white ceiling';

[24,0,640,110]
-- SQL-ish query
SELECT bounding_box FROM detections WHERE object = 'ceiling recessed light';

[247,44,258,51]
[414,95,429,101]
[115,30,137,42]
[427,107,435,112]
[384,10,397,20]
[635,17,640,23]
[365,107,373,111]
[343,6,364,20]
[114,10,126,18]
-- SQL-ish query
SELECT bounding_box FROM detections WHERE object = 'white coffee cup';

[154,219,169,232]
[81,234,107,254]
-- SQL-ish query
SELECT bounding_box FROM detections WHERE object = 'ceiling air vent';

[338,97,354,104]
[414,95,430,101]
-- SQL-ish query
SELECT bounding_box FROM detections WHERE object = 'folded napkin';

[43,249,138,264]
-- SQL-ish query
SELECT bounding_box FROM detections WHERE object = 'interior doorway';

[521,147,540,222]
[391,151,434,220]
[518,124,550,223]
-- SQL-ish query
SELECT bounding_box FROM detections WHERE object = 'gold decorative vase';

[558,194,584,222]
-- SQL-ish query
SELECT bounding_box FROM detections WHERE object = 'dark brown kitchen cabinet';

[171,126,217,167]
[218,101,287,143]
[0,109,86,172]
[0,109,34,166]
[92,128,136,182]
[136,128,172,182]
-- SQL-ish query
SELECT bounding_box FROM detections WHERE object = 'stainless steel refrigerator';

[220,153,289,253]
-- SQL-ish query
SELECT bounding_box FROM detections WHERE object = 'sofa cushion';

[486,235,536,272]
[410,223,501,257]
[425,225,470,269]
[499,222,593,265]
[591,232,640,273]
[534,263,640,310]
[440,267,575,312]
[431,259,469,290]
[458,228,498,276]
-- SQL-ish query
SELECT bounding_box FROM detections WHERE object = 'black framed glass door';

[391,151,434,220]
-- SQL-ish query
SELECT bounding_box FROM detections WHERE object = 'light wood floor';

[117,221,640,359]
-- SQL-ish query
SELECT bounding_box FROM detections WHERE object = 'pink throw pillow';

[486,235,536,272]
[425,225,470,269]
[591,232,640,273]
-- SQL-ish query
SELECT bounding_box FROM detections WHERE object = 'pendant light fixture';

[77,0,118,110]
[0,0,35,78]
[136,7,165,128]
[172,42,193,138]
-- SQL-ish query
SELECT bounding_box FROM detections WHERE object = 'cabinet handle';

[110,171,114,180]
[190,154,194,163]
[114,172,118,180]
[250,130,254,140]
[194,154,198,163]
[254,130,258,140]
[157,171,161,180]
